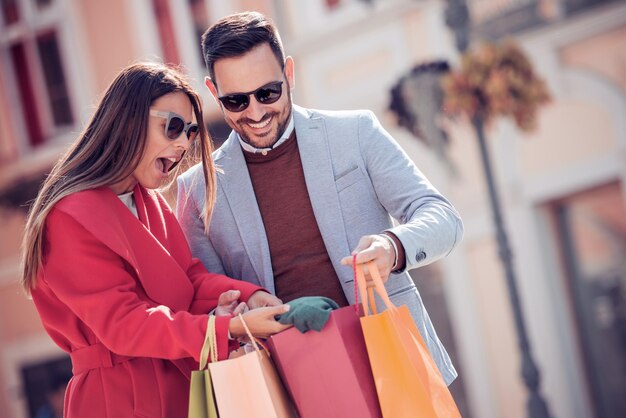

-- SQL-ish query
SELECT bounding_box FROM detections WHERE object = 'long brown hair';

[21,62,216,292]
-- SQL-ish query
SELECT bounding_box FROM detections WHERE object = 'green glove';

[276,296,340,333]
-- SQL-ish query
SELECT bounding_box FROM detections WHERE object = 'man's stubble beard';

[234,95,293,148]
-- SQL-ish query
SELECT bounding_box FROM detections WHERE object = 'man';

[177,11,463,384]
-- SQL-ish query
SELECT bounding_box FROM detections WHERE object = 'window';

[21,355,71,418]
[207,118,231,149]
[325,0,342,10]
[34,0,52,9]
[0,0,74,149]
[187,0,210,66]
[411,264,472,417]
[151,0,180,65]
[9,41,45,146]
[548,182,626,417]
[0,0,20,25]
[36,31,72,126]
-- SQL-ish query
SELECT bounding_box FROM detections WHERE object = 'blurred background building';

[0,0,625,417]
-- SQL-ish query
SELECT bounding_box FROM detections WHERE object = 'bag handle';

[353,255,359,314]
[198,315,217,370]
[237,313,271,355]
[352,254,376,316]
[209,317,218,363]
[357,262,434,361]
[355,262,372,316]
[354,261,398,317]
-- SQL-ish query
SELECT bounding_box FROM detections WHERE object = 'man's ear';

[205,77,220,104]
[284,56,295,91]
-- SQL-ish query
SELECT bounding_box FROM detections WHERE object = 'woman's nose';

[175,132,191,150]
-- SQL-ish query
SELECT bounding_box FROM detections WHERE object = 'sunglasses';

[217,81,283,112]
[149,110,199,141]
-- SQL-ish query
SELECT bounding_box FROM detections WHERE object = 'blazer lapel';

[294,107,351,281]
[217,134,275,292]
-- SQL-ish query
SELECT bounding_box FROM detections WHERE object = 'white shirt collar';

[117,191,138,218]
[238,114,294,154]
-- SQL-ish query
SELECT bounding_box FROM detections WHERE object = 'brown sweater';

[243,133,349,306]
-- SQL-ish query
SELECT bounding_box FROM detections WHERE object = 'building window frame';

[0,0,76,155]
[1,334,66,418]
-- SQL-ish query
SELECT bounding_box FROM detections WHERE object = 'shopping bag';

[188,315,219,418]
[267,306,382,418]
[209,314,296,418]
[355,261,461,418]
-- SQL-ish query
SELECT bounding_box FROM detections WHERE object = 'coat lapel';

[57,187,194,312]
[293,106,351,279]
[217,134,275,292]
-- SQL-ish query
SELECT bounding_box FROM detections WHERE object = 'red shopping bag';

[267,306,382,418]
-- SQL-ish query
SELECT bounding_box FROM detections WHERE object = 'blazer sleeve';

[176,171,228,276]
[357,110,464,270]
[42,208,233,361]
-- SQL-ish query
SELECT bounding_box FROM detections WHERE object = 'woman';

[21,62,290,417]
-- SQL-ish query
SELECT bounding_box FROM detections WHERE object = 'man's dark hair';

[201,11,285,83]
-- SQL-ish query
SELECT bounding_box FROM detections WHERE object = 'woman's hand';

[228,304,292,339]
[215,290,248,316]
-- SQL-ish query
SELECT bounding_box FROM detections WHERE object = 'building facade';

[0,0,624,417]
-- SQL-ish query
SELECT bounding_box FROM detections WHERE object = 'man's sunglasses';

[217,81,283,113]
[149,110,199,141]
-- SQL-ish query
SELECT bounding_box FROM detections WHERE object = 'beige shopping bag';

[209,314,296,418]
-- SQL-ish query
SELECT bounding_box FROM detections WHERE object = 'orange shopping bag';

[355,261,461,418]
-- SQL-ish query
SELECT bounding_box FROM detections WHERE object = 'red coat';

[31,185,261,417]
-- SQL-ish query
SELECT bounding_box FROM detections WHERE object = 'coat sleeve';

[357,110,464,270]
[42,208,234,361]
[185,259,261,355]
[176,170,228,276]
[185,259,261,314]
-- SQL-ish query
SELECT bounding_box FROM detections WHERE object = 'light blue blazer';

[177,105,463,384]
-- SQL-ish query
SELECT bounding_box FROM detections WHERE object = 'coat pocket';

[335,166,362,192]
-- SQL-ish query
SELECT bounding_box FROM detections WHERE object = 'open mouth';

[157,157,180,174]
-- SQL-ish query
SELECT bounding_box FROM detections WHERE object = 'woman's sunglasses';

[217,81,283,113]
[149,110,199,141]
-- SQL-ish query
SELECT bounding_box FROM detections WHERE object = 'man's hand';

[215,290,248,316]
[247,290,283,309]
[340,234,396,283]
